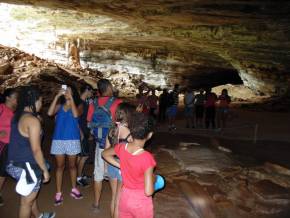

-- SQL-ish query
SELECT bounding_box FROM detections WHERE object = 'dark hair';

[222,89,228,95]
[0,88,17,103]
[115,102,135,123]
[129,112,155,140]
[14,86,41,121]
[80,84,93,94]
[97,79,112,95]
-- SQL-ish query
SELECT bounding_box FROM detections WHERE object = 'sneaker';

[103,172,109,181]
[82,175,92,180]
[77,178,90,188]
[70,188,83,200]
[54,192,63,206]
[39,212,56,218]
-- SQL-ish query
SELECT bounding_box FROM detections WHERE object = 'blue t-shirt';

[52,106,80,140]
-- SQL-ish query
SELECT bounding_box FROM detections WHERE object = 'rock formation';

[0,0,289,96]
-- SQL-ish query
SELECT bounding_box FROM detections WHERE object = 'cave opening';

[0,1,290,218]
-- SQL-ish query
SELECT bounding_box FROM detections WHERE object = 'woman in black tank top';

[6,86,55,218]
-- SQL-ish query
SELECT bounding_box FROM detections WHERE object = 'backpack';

[88,97,115,149]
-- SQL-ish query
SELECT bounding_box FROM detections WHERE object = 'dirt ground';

[0,106,290,218]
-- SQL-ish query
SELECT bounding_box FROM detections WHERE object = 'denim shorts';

[108,164,122,181]
[184,107,193,117]
[167,105,177,117]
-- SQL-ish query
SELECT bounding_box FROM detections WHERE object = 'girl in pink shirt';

[0,88,17,206]
[103,112,156,218]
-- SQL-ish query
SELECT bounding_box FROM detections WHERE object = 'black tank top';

[7,115,37,164]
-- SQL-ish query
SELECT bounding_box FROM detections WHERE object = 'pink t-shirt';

[218,95,231,108]
[0,103,14,144]
[114,143,156,190]
[87,97,122,122]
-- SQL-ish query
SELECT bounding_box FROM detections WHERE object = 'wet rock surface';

[153,132,290,218]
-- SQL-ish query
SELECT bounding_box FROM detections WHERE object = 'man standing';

[147,89,158,119]
[77,85,93,187]
[167,84,179,131]
[87,79,122,211]
[184,88,194,128]
[158,89,168,123]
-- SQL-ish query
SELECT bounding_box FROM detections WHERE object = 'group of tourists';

[135,84,232,131]
[0,79,231,218]
[0,79,158,218]
[183,88,232,129]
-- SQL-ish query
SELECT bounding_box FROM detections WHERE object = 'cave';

[0,1,290,218]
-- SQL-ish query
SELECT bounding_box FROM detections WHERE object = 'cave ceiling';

[0,0,290,96]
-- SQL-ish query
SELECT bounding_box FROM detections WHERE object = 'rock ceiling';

[0,0,290,96]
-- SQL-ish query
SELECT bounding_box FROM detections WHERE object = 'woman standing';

[0,88,17,206]
[6,86,55,218]
[217,89,231,128]
[48,85,82,206]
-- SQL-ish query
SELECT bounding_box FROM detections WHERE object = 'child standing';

[102,112,156,218]
[105,102,135,218]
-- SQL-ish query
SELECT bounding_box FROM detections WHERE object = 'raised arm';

[47,90,63,116]
[67,87,79,118]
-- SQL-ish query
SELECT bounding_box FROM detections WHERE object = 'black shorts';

[0,145,8,177]
[79,137,91,157]
[195,105,204,119]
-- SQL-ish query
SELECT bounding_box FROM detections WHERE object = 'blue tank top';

[52,106,80,140]
[7,118,36,164]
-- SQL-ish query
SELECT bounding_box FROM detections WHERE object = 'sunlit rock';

[0,1,289,96]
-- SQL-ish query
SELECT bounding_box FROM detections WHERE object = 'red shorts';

[119,187,153,218]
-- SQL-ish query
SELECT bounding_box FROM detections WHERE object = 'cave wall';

[0,0,289,96]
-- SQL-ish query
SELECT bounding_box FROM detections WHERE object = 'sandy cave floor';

[0,107,290,218]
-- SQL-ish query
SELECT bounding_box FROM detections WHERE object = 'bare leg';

[109,179,117,218]
[93,181,102,207]
[113,181,122,218]
[77,156,88,177]
[55,155,65,193]
[68,155,77,188]
[19,191,38,218]
[0,176,5,192]
[31,197,41,218]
